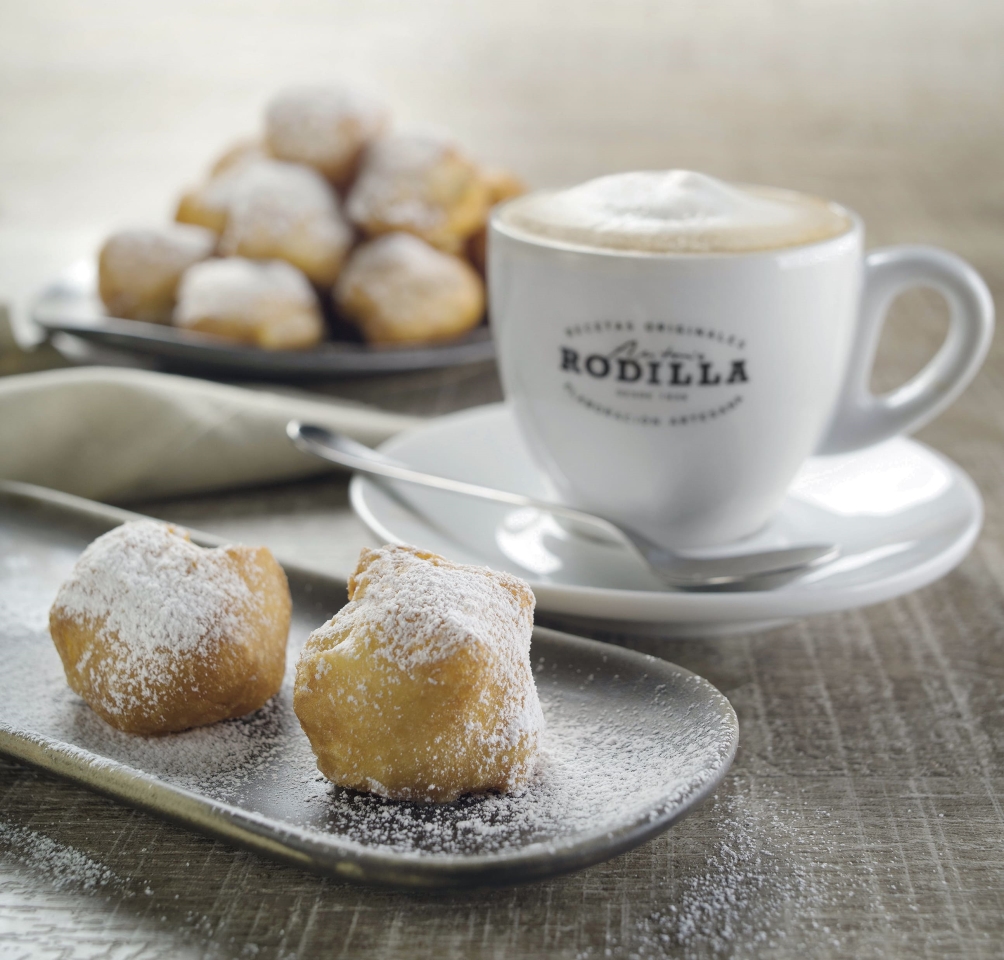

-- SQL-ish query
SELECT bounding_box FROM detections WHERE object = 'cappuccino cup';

[488,171,994,548]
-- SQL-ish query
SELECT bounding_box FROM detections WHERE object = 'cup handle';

[817,245,994,455]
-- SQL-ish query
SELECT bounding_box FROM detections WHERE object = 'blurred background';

[1,0,1001,369]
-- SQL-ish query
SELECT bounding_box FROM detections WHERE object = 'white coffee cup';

[488,172,994,548]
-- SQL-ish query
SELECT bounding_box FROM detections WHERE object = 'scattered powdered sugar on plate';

[62,695,294,800]
[4,615,733,864]
[297,678,731,858]
[5,624,733,862]
[1,513,737,874]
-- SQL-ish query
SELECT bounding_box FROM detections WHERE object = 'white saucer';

[350,403,983,637]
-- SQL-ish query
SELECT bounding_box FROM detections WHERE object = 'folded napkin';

[0,367,421,502]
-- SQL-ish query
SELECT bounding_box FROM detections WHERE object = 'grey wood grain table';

[2,1,1003,956]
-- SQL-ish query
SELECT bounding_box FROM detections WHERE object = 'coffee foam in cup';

[496,170,852,254]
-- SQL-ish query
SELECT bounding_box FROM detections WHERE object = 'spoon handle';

[289,422,619,529]
[287,421,838,589]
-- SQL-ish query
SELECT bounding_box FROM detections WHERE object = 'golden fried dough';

[467,167,528,273]
[176,160,351,285]
[346,133,490,253]
[294,545,543,803]
[49,521,291,735]
[174,257,325,350]
[482,167,527,205]
[264,85,388,186]
[335,233,484,344]
[215,160,353,286]
[175,160,256,235]
[175,144,269,234]
[98,225,215,324]
[209,138,270,176]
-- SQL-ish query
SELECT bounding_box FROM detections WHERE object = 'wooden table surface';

[2,1,1003,956]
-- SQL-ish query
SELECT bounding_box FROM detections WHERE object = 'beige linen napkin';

[0,367,421,502]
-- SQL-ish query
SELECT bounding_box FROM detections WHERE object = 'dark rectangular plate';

[0,482,737,888]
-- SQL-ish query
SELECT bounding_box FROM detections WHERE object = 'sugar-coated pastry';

[481,167,527,206]
[176,182,229,234]
[294,545,542,803]
[176,155,350,286]
[49,521,291,736]
[210,138,270,176]
[175,161,257,235]
[346,133,490,253]
[264,85,389,186]
[335,233,484,344]
[216,160,353,286]
[467,167,528,273]
[174,257,325,350]
[98,225,216,324]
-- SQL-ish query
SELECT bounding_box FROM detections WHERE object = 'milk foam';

[496,171,852,254]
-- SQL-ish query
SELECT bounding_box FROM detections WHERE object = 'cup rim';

[489,188,863,262]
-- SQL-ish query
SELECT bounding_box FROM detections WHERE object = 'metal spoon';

[287,420,838,590]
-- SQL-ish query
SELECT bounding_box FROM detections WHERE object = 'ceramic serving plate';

[32,262,495,381]
[351,403,983,637]
[0,482,737,888]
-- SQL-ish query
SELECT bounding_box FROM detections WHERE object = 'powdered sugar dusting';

[337,233,482,317]
[299,672,730,856]
[264,85,388,178]
[175,257,317,329]
[65,693,295,798]
[630,785,846,958]
[100,225,215,284]
[4,512,736,876]
[217,160,351,259]
[322,544,534,671]
[0,821,119,892]
[346,132,475,234]
[296,545,543,802]
[98,224,217,322]
[49,521,264,719]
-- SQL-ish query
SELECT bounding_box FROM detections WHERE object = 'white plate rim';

[350,403,983,626]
